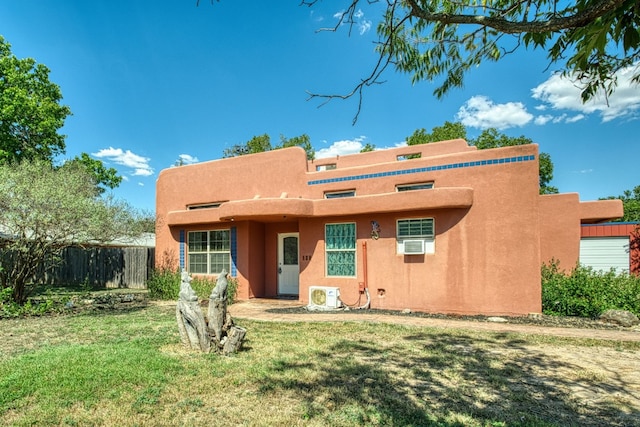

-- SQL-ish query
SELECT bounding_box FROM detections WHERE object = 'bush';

[146,267,181,300]
[542,260,640,317]
[190,276,238,304]
[146,268,238,303]
[1,286,62,318]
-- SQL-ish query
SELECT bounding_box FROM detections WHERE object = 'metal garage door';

[579,237,630,273]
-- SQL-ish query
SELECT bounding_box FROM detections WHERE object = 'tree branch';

[404,0,628,34]
[306,1,407,124]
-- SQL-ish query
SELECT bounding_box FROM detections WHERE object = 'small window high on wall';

[324,190,355,199]
[316,164,337,171]
[396,182,434,192]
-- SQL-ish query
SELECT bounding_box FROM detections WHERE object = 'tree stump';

[223,326,247,355]
[176,269,245,355]
[176,270,211,353]
[208,297,226,346]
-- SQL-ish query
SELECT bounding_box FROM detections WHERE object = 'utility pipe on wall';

[362,241,368,293]
[360,241,371,309]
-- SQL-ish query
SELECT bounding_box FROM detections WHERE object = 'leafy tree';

[0,160,146,304]
[0,36,71,164]
[136,213,157,234]
[223,133,316,160]
[0,36,123,194]
[278,134,315,160]
[405,122,558,194]
[61,153,123,194]
[406,121,467,146]
[304,0,640,115]
[603,185,640,222]
[223,134,272,158]
[360,143,376,152]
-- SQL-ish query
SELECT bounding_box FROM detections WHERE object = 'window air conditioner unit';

[403,239,425,255]
[308,286,341,310]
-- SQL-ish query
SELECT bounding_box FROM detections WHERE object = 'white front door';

[278,233,299,295]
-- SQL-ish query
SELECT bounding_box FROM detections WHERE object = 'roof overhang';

[166,187,473,225]
[580,199,624,224]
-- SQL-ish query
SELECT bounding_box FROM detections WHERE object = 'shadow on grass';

[256,330,638,426]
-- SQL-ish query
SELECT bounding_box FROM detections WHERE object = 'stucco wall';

[155,141,619,316]
[539,194,581,271]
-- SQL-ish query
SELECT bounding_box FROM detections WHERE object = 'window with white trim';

[187,230,231,274]
[397,218,435,254]
[325,223,356,276]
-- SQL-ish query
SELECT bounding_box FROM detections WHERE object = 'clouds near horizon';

[92,147,154,177]
[177,153,199,165]
[532,65,640,122]
[456,96,533,130]
[316,136,368,159]
[455,63,640,130]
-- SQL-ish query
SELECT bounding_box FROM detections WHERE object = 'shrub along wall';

[147,267,238,303]
[542,260,640,317]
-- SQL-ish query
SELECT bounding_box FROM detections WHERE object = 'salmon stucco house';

[156,139,622,316]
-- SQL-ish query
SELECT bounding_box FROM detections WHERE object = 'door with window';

[277,233,299,295]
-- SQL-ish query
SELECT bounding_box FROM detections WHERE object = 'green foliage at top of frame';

[146,267,237,304]
[542,260,640,318]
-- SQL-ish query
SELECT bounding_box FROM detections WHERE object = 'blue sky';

[1,1,638,213]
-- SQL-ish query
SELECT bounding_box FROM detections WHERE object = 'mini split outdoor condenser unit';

[308,286,341,310]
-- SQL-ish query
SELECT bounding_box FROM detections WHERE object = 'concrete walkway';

[228,298,640,342]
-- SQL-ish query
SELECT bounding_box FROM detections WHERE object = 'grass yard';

[1,303,639,426]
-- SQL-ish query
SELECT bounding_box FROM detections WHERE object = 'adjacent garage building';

[580,222,640,274]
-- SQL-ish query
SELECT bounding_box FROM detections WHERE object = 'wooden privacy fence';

[43,246,155,289]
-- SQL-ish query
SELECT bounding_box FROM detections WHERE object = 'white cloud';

[566,114,585,123]
[535,113,582,125]
[333,8,372,35]
[310,10,324,22]
[358,19,372,35]
[178,154,199,165]
[534,115,553,125]
[456,96,533,129]
[316,136,367,158]
[531,64,640,122]
[92,147,154,177]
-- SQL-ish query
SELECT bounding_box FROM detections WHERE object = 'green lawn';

[1,303,638,426]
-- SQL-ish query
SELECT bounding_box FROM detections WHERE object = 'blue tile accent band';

[308,155,536,186]
[179,229,185,270]
[230,226,237,277]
